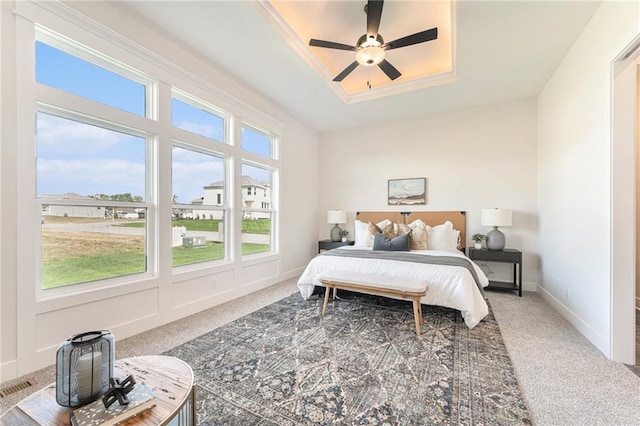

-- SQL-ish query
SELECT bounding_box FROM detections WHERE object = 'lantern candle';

[77,351,102,400]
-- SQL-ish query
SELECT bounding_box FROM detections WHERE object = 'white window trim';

[18,0,283,298]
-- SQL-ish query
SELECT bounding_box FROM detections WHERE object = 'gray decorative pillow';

[373,231,410,251]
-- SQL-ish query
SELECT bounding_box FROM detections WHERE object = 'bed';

[297,211,490,329]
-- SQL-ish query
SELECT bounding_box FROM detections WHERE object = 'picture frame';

[388,178,427,205]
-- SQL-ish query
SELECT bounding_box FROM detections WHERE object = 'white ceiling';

[117,1,601,134]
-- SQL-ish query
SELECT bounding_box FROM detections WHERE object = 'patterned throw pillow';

[406,220,428,250]
[367,222,381,247]
[367,221,395,247]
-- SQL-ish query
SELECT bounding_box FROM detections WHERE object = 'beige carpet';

[486,290,640,426]
[2,280,640,425]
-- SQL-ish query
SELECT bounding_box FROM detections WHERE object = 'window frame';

[24,18,283,299]
[170,141,229,268]
[33,33,157,298]
[36,28,155,119]
[241,122,275,159]
[171,89,229,145]
[240,160,277,258]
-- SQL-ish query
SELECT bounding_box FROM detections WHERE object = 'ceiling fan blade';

[378,59,401,80]
[333,61,359,82]
[309,39,357,51]
[383,27,438,51]
[366,0,384,39]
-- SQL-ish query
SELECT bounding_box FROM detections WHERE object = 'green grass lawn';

[43,242,271,289]
[42,252,146,289]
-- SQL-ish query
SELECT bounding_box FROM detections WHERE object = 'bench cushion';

[318,271,427,293]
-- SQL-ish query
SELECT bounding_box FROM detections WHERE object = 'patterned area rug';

[164,292,532,425]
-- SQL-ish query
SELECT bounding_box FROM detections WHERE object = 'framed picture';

[388,178,427,205]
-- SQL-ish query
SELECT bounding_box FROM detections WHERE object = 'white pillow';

[427,221,460,252]
[354,220,369,247]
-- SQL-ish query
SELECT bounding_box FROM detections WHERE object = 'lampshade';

[327,210,347,224]
[356,46,385,66]
[481,208,512,227]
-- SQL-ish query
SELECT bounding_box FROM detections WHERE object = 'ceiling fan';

[309,0,438,83]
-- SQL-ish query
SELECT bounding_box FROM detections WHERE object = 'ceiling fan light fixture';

[356,46,385,66]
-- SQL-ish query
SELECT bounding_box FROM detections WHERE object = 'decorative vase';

[474,243,482,249]
[341,237,347,242]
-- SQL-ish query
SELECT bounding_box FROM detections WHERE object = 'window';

[36,41,146,116]
[172,96,225,142]
[37,113,149,289]
[241,125,272,157]
[171,146,226,267]
[241,163,273,255]
[30,27,280,294]
[36,113,146,198]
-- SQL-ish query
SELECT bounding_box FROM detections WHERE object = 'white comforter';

[297,247,489,329]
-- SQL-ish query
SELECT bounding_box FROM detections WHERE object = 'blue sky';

[36,41,271,204]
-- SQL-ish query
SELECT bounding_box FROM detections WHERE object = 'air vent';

[0,380,34,398]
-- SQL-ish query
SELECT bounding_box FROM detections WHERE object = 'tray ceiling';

[260,1,456,103]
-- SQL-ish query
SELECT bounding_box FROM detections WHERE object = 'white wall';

[318,98,539,289]
[0,1,319,381]
[538,0,639,358]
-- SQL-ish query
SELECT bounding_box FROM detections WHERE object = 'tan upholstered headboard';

[356,211,467,251]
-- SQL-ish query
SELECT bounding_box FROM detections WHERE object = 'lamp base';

[330,224,342,242]
[486,226,506,250]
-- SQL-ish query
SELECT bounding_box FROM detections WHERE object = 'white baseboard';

[277,267,304,282]
[522,281,537,292]
[537,284,608,355]
[1,359,18,384]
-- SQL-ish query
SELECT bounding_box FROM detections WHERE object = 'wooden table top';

[0,355,194,425]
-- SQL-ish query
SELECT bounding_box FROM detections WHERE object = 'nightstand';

[469,248,522,297]
[318,240,354,253]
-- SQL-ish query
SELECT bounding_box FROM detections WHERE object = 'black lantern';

[56,330,115,407]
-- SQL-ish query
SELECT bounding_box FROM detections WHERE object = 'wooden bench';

[318,271,428,335]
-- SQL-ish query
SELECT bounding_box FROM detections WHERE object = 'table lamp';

[481,208,512,250]
[327,210,347,242]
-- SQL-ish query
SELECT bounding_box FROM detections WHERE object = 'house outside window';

[171,145,226,267]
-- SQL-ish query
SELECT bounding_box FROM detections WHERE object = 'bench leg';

[413,298,421,335]
[322,285,332,317]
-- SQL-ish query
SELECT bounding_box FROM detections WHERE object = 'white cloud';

[37,113,136,155]
[174,120,223,141]
[38,158,145,197]
[172,154,224,202]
